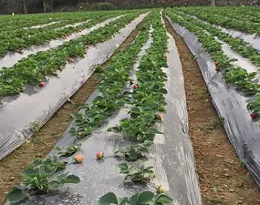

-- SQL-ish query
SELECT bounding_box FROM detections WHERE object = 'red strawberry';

[132,84,138,89]
[250,113,258,119]
[96,152,104,160]
[67,57,74,63]
[17,49,23,54]
[59,65,65,70]
[215,62,219,66]
[215,68,220,72]
[156,113,163,122]
[39,82,45,87]
[75,154,83,163]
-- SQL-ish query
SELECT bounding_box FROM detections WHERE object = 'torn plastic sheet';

[0,13,148,161]
[0,15,122,69]
[5,23,202,205]
[166,15,260,188]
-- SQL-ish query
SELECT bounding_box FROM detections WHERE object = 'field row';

[0,11,144,98]
[0,11,131,56]
[0,11,125,31]
[178,7,260,36]
[5,10,176,205]
[166,8,260,118]
[166,6,260,191]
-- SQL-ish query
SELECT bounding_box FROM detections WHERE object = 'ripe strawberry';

[17,49,23,54]
[156,113,163,122]
[215,62,219,66]
[96,152,104,160]
[59,65,65,70]
[157,185,165,194]
[250,113,258,119]
[68,57,74,63]
[39,82,45,87]
[215,68,220,72]
[75,154,83,163]
[132,84,138,89]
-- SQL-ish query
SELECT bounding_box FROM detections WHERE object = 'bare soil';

[0,20,144,204]
[163,15,260,205]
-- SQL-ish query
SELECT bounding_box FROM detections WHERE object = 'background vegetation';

[0,0,259,14]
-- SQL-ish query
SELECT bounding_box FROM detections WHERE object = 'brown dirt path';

[163,15,260,205]
[0,20,145,204]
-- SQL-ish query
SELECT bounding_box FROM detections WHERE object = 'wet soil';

[0,20,144,204]
[163,15,260,205]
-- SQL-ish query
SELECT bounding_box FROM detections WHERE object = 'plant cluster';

[0,11,121,56]
[0,12,78,32]
[7,156,80,204]
[70,13,150,139]
[0,11,142,98]
[166,8,260,116]
[118,161,155,183]
[175,9,260,69]
[114,140,152,161]
[99,191,173,205]
[55,143,82,157]
[6,10,173,205]
[100,10,173,205]
[178,7,260,36]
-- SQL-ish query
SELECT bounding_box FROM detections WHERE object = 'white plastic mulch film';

[6,24,202,205]
[0,13,147,161]
[166,15,260,188]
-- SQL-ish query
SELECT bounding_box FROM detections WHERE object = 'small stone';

[9,176,15,181]
[35,153,43,158]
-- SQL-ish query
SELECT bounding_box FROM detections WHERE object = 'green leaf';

[62,175,80,184]
[155,194,173,204]
[48,181,60,190]
[137,191,155,203]
[118,197,128,205]
[7,187,26,203]
[129,148,138,160]
[118,163,129,173]
[129,193,138,205]
[99,192,118,205]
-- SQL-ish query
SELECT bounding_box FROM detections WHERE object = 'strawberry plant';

[69,15,152,138]
[55,143,82,157]
[179,7,260,35]
[166,8,260,114]
[7,156,80,204]
[223,67,260,95]
[0,11,143,98]
[108,116,162,142]
[247,93,260,115]
[118,161,155,183]
[114,140,153,161]
[174,9,260,68]
[99,191,173,205]
[0,11,126,57]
